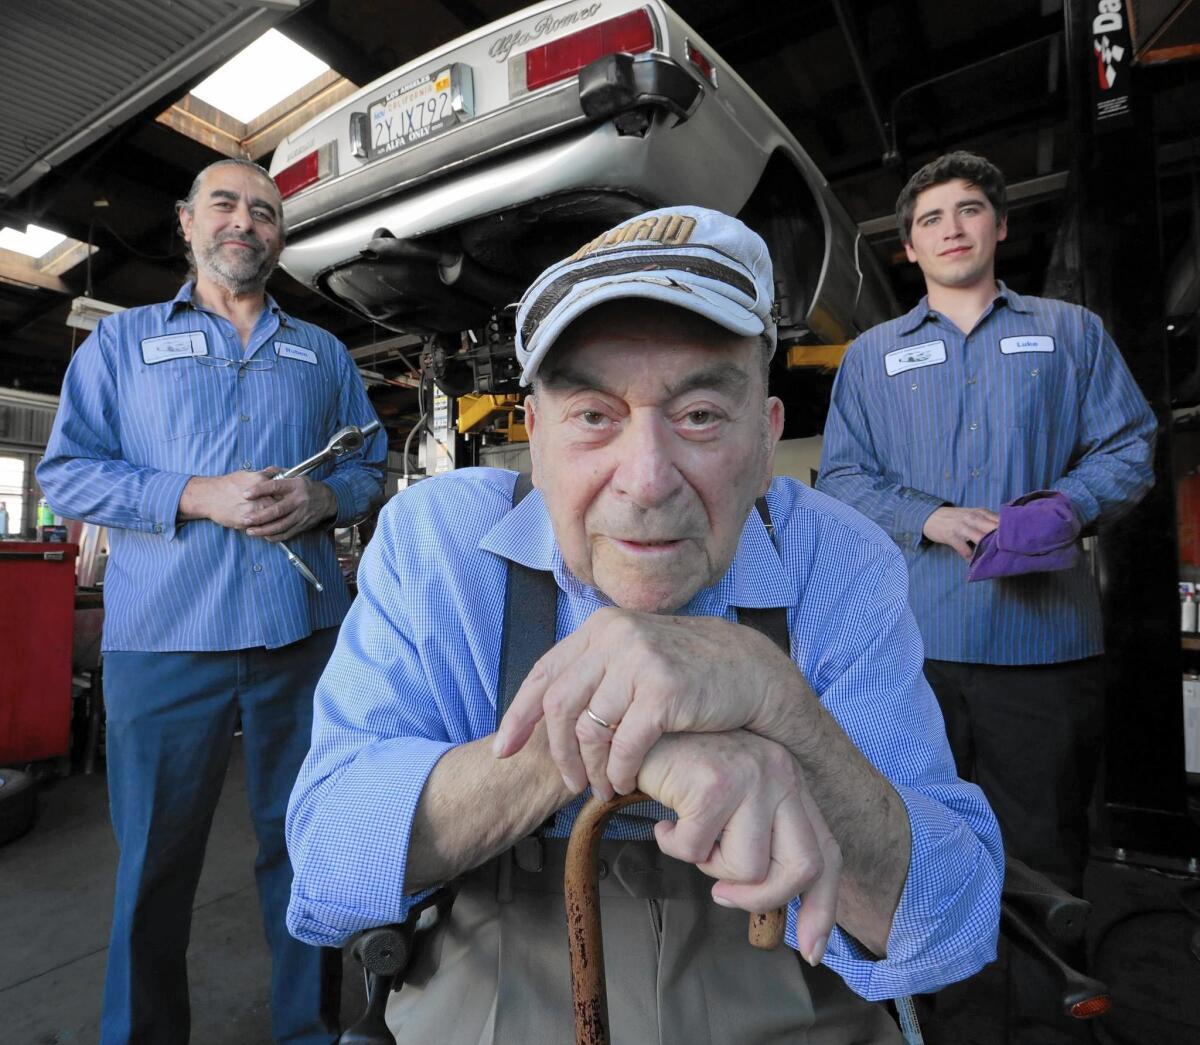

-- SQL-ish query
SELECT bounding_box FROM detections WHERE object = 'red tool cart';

[0,542,77,763]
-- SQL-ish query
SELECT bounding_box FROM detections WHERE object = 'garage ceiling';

[0,0,298,201]
[1,0,1197,414]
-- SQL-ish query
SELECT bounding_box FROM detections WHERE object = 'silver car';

[269,0,894,392]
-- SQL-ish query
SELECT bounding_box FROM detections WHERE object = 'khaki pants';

[387,841,902,1044]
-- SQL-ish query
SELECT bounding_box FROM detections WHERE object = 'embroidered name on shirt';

[141,331,208,364]
[275,342,318,365]
[885,340,947,376]
[999,335,1055,354]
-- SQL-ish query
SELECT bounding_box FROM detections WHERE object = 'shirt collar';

[165,280,291,326]
[478,482,796,615]
[479,483,559,572]
[993,280,1033,314]
[895,279,1033,336]
[895,297,936,336]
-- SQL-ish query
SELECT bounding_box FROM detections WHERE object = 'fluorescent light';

[66,296,125,332]
[191,29,329,123]
[0,223,67,258]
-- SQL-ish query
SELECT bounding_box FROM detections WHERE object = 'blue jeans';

[101,630,341,1045]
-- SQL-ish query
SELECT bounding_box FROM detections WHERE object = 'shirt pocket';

[143,360,224,440]
[261,354,336,466]
[879,362,956,451]
[865,379,952,508]
[990,351,1059,433]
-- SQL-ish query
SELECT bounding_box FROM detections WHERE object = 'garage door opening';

[0,456,26,537]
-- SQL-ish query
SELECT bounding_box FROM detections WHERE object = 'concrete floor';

[0,741,365,1045]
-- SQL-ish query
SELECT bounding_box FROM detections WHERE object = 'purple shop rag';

[966,490,1081,582]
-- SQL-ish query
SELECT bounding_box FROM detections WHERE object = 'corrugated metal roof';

[0,0,297,200]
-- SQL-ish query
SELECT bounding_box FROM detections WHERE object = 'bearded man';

[38,158,386,1044]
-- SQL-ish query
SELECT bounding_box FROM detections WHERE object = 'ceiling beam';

[0,253,69,295]
[1,6,289,202]
[857,170,1071,240]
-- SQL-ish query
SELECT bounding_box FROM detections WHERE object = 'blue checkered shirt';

[817,284,1155,664]
[287,468,1003,1000]
[36,282,386,652]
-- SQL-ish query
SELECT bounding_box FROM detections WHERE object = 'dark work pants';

[100,631,342,1045]
[921,656,1106,1045]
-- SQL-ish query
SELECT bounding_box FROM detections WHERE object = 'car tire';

[0,767,36,846]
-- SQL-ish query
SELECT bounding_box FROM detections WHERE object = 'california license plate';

[368,64,474,160]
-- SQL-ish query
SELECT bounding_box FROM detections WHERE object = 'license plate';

[368,64,474,160]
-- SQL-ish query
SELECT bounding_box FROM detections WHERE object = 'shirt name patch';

[141,331,208,364]
[275,342,318,365]
[885,340,947,377]
[999,335,1055,354]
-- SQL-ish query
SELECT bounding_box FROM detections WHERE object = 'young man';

[286,206,1003,1042]
[37,159,386,1044]
[818,151,1156,1041]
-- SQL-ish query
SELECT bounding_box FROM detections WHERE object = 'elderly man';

[286,206,1001,1042]
[38,158,386,1044]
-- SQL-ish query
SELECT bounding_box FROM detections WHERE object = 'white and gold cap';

[515,205,777,385]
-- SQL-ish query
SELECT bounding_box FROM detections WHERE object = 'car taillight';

[523,9,656,92]
[1069,996,1111,1020]
[273,142,337,200]
[686,40,717,86]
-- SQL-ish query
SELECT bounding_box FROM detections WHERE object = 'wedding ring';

[584,706,618,732]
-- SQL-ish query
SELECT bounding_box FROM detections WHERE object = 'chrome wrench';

[270,420,382,591]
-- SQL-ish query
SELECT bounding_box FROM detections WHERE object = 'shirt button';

[242,459,252,469]
[966,376,977,385]
[1030,368,1039,377]
[970,468,981,478]
[910,383,918,391]
[153,523,163,534]
[240,414,250,422]
[253,563,263,573]
[969,422,979,431]
[944,470,951,480]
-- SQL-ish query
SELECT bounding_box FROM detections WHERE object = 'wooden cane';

[564,792,786,1045]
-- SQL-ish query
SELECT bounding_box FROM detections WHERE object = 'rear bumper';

[279,111,765,293]
[283,81,592,235]
[283,53,705,237]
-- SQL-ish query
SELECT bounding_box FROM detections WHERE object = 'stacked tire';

[0,768,36,846]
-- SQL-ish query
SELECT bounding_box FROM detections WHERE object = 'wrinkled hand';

[922,506,999,560]
[179,470,272,529]
[493,608,805,799]
[639,730,839,965]
[243,472,337,542]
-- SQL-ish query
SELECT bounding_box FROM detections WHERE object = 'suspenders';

[496,473,789,731]
[738,497,790,655]
[496,473,560,724]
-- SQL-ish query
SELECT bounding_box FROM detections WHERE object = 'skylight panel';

[190,29,330,123]
[0,224,67,259]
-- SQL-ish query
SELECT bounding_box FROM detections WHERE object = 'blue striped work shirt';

[36,282,386,652]
[286,467,1003,1000]
[817,284,1155,665]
